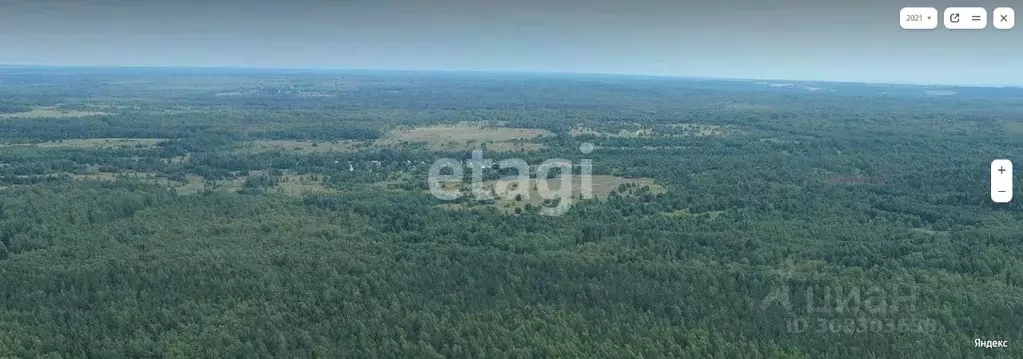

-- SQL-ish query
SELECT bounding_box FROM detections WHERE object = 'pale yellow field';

[664,123,728,137]
[569,127,654,138]
[377,123,551,151]
[384,123,551,142]
[73,172,159,181]
[435,175,664,213]
[269,173,338,196]
[72,172,206,193]
[0,107,108,119]
[173,172,337,196]
[570,123,728,138]
[72,170,337,197]
[234,123,550,154]
[33,138,165,149]
[1000,120,1023,135]
[237,140,371,154]
[473,141,547,152]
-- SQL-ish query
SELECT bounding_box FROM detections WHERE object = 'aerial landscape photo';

[0,68,1021,357]
[2,0,1022,357]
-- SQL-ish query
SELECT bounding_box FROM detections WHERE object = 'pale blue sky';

[0,0,1020,85]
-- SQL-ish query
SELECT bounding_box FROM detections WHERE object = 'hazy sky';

[1,0,1020,85]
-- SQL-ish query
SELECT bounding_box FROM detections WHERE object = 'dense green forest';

[1,68,1021,358]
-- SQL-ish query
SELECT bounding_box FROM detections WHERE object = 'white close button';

[945,7,988,29]
[901,7,939,29]
[993,7,1015,30]
[991,159,1012,203]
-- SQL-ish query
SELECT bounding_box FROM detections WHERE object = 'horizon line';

[0,64,1019,89]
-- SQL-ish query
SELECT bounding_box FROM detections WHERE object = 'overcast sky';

[1,0,1020,85]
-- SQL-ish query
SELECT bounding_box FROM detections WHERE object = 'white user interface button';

[945,7,987,29]
[901,8,939,29]
[991,159,1012,203]
[993,7,1014,30]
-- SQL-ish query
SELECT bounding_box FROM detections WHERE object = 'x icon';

[1001,15,1009,22]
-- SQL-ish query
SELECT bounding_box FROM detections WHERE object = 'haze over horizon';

[2,0,1021,86]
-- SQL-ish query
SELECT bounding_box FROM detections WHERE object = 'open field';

[377,123,551,151]
[570,123,729,138]
[235,139,371,154]
[663,123,728,136]
[71,170,337,196]
[0,107,108,119]
[1000,120,1023,135]
[266,172,339,196]
[72,172,162,181]
[72,172,210,193]
[179,172,337,196]
[31,138,165,149]
[435,175,664,213]
[237,124,550,154]
[570,127,654,138]
[472,141,547,152]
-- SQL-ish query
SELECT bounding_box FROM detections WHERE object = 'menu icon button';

[945,7,987,29]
